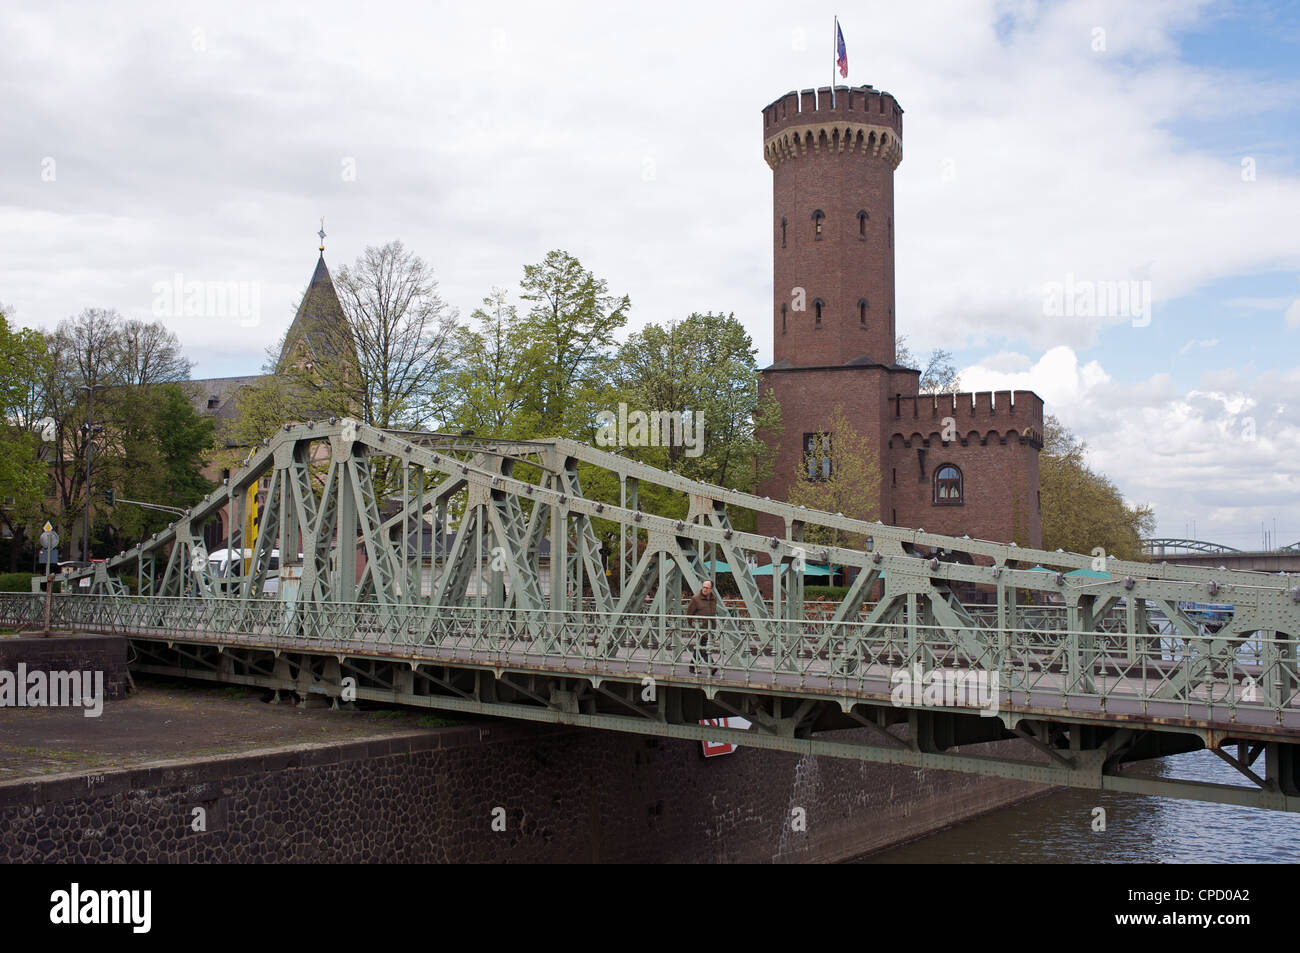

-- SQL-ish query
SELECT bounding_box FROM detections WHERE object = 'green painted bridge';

[7,420,1300,811]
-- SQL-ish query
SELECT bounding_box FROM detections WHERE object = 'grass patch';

[417,715,461,729]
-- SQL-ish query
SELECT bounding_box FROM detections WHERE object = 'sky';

[2,0,1298,549]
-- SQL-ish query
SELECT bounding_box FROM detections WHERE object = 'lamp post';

[80,384,104,564]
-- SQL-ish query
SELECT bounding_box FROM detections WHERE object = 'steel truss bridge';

[6,420,1300,812]
[1144,538,1300,556]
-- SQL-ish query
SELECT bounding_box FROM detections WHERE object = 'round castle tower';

[764,85,903,369]
[758,85,1042,549]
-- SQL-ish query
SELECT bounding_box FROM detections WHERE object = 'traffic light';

[105,489,115,506]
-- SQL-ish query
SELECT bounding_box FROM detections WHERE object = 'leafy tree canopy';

[1039,414,1154,561]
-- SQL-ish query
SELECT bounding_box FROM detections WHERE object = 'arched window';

[858,298,868,326]
[858,210,868,240]
[781,216,787,248]
[813,298,824,326]
[813,209,825,240]
[781,302,788,333]
[934,464,963,505]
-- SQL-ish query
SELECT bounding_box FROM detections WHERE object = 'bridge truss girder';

[11,418,1300,813]
[119,638,1300,812]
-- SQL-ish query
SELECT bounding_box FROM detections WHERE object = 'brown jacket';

[686,590,716,617]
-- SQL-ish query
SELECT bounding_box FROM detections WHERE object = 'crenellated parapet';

[763,86,903,170]
[889,390,1045,448]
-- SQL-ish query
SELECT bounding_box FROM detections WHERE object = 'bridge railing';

[4,592,1295,724]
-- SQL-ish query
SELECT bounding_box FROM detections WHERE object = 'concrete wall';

[0,720,1047,863]
[0,635,128,701]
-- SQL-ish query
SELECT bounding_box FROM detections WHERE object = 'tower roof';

[278,252,353,373]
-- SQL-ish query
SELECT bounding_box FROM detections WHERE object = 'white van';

[207,548,281,595]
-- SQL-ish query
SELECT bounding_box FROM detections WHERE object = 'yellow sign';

[243,484,259,574]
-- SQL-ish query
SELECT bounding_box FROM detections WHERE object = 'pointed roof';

[278,253,353,373]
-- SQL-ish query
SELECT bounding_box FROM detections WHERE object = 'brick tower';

[759,86,1043,548]
[766,85,902,367]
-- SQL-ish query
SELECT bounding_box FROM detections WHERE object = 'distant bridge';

[1143,538,1300,573]
[6,421,1300,812]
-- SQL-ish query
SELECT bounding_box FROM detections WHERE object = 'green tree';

[786,404,881,550]
[226,357,301,455]
[40,309,202,559]
[517,250,629,435]
[444,288,539,439]
[98,384,215,547]
[605,312,780,490]
[41,309,125,559]
[0,311,52,569]
[1039,414,1154,560]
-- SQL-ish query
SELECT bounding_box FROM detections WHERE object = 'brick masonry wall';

[768,87,902,370]
[0,721,1048,863]
[0,635,128,701]
[758,371,1043,547]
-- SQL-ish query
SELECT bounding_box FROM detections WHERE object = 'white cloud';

[1177,337,1220,355]
[960,346,1300,542]
[1225,296,1293,311]
[1,0,1297,544]
[2,0,1300,375]
[959,345,1111,415]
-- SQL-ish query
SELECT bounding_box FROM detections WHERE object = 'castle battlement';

[891,390,1045,427]
[763,86,904,170]
[763,86,904,138]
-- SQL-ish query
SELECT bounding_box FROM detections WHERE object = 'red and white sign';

[699,717,751,757]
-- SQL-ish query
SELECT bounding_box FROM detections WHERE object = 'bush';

[804,585,851,601]
[0,573,38,592]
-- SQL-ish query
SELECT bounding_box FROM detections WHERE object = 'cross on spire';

[318,217,326,254]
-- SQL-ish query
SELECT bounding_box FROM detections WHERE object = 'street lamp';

[80,384,105,563]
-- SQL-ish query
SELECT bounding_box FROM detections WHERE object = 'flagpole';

[831,16,837,107]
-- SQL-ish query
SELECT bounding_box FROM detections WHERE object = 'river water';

[857,749,1300,863]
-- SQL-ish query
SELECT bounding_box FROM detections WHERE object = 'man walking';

[686,579,719,676]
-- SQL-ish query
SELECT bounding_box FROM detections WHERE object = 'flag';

[836,20,848,78]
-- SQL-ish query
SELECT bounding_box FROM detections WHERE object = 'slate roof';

[186,253,355,449]
[277,253,353,373]
[184,374,271,421]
